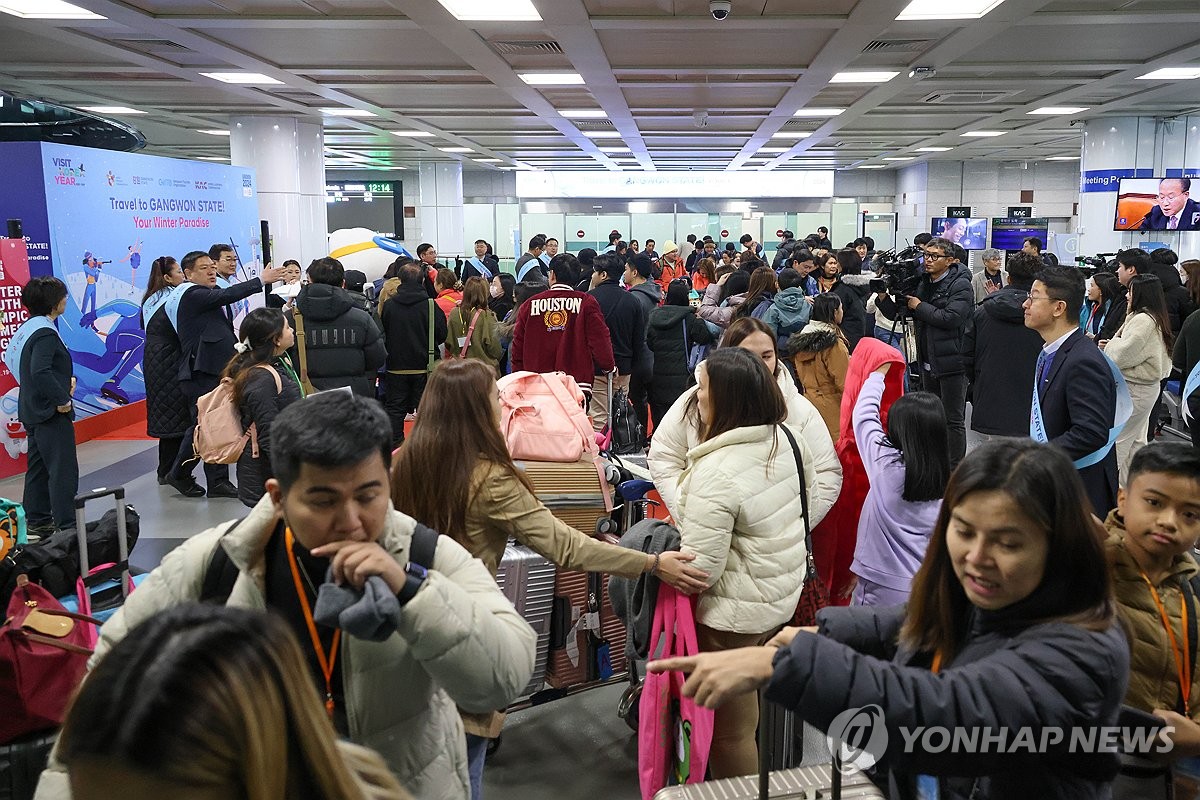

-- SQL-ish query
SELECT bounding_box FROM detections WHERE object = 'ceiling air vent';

[574,120,615,130]
[922,90,1020,105]
[489,40,564,55]
[109,36,192,52]
[862,38,934,53]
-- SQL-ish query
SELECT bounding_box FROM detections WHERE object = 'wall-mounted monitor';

[930,217,988,250]
[991,217,1049,251]
[1114,176,1199,231]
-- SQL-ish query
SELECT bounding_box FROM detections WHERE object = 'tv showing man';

[1139,177,1200,231]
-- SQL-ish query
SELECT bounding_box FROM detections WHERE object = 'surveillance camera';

[908,67,936,80]
[710,0,731,20]
[693,110,710,129]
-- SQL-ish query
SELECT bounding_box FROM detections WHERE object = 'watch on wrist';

[397,562,428,606]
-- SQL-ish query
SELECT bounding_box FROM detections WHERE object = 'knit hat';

[630,254,654,279]
[662,240,679,256]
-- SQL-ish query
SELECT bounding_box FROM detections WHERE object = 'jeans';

[874,325,902,349]
[465,733,488,800]
[921,369,968,467]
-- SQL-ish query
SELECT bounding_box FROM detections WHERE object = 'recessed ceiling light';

[1137,67,1200,80]
[436,0,540,20]
[771,132,812,139]
[884,156,915,161]
[198,156,229,161]
[320,108,376,117]
[896,0,1005,20]
[830,72,899,84]
[961,130,1006,137]
[758,147,790,153]
[583,131,622,138]
[1047,156,1081,161]
[80,106,145,115]
[391,130,435,137]
[857,165,888,169]
[200,72,283,85]
[1027,106,1090,115]
[560,109,607,119]
[439,147,473,153]
[917,146,953,152]
[196,129,230,136]
[793,108,845,117]
[599,146,631,153]
[519,73,585,86]
[474,158,503,162]
[0,1,103,18]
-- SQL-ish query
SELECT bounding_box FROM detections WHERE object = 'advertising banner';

[0,238,31,478]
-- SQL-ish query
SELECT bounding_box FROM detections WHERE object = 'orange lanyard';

[1137,569,1190,716]
[930,651,942,674]
[285,527,341,720]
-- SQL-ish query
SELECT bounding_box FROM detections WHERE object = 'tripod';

[886,299,920,387]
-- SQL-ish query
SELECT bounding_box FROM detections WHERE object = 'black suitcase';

[0,729,56,800]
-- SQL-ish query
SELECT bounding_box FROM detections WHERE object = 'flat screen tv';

[1114,176,1199,231]
[990,217,1049,251]
[931,217,988,250]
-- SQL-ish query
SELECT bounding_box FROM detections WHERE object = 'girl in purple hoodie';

[850,363,951,606]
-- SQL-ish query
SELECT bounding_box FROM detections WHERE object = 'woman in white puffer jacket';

[648,317,842,526]
[668,346,813,781]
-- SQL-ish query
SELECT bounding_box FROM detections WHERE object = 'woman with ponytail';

[140,255,190,484]
[221,308,304,507]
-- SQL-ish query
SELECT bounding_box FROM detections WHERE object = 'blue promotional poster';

[0,142,259,476]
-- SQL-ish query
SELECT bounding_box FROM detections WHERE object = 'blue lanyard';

[1030,348,1132,469]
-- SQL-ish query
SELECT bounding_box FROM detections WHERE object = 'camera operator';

[875,237,973,466]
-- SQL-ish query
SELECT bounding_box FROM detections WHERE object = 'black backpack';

[609,387,645,456]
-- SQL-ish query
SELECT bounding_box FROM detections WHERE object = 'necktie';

[1169,215,1179,230]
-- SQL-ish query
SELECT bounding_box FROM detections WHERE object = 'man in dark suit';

[1023,266,1119,516]
[1139,177,1200,231]
[166,250,284,498]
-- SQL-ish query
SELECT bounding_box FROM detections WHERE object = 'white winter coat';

[1105,310,1172,386]
[647,368,842,526]
[676,422,810,634]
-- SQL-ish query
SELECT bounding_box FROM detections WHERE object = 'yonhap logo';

[827,704,888,774]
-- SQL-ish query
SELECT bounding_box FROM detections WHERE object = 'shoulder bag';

[779,425,828,626]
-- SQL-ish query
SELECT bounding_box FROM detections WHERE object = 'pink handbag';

[638,587,714,799]
[497,371,599,463]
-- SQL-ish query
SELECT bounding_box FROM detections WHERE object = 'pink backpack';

[194,365,282,465]
[497,371,599,462]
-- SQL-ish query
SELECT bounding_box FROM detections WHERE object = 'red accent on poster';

[0,238,31,479]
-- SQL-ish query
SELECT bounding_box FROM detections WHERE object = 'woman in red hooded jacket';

[809,337,907,605]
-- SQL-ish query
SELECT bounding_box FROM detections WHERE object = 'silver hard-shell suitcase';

[652,763,885,800]
[494,542,557,698]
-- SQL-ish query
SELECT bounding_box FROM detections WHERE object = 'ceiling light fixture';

[829,72,899,84]
[474,158,503,162]
[857,165,887,169]
[436,0,540,21]
[884,156,915,161]
[1047,156,1081,161]
[518,73,585,86]
[1027,106,1090,115]
[439,147,473,153]
[1137,67,1200,81]
[916,146,953,152]
[583,131,622,138]
[391,130,435,137]
[80,106,145,115]
[793,108,845,117]
[198,156,229,161]
[199,72,283,85]
[197,129,230,136]
[560,109,607,119]
[320,108,376,117]
[599,147,631,153]
[961,130,1006,137]
[896,0,1006,20]
[0,1,103,18]
[771,132,812,139]
[758,147,790,153]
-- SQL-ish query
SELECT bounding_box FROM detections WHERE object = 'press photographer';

[875,236,974,466]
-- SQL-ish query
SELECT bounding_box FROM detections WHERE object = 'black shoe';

[157,473,168,485]
[206,480,239,499]
[167,474,206,498]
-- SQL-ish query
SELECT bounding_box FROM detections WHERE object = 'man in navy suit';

[1139,177,1200,231]
[166,250,284,498]
[1023,266,1119,516]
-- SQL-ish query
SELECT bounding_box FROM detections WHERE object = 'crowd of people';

[9,227,1200,800]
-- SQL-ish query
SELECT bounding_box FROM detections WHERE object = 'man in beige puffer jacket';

[36,394,536,800]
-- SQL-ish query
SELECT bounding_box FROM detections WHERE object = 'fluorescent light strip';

[197,129,230,136]
[857,165,887,169]
[320,108,376,117]
[793,108,844,117]
[80,106,144,115]
[829,72,899,84]
[961,130,1006,137]
[560,109,607,119]
[758,147,790,153]
[200,71,283,85]
[436,0,540,20]
[474,158,503,162]
[917,146,953,152]
[599,147,631,153]
[0,1,103,18]
[583,131,622,138]
[198,156,229,161]
[1137,67,1200,80]
[439,147,473,153]
[1027,106,1090,115]
[391,130,435,137]
[1047,156,1080,161]
[519,73,585,86]
[771,132,812,139]
[896,0,1006,20]
[884,157,915,161]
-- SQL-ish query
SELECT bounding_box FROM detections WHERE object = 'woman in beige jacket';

[391,358,707,799]
[1103,275,1174,485]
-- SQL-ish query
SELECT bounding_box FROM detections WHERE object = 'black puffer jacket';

[590,278,651,377]
[646,305,714,395]
[1098,285,1128,343]
[1148,262,1195,337]
[237,361,303,507]
[381,281,449,372]
[827,275,870,353]
[287,284,386,397]
[143,305,189,438]
[963,279,1044,436]
[878,263,974,376]
[768,602,1129,800]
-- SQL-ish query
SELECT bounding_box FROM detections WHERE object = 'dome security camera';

[710,0,731,20]
[693,110,710,129]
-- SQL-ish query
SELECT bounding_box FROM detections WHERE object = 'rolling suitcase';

[545,564,628,688]
[515,458,614,535]
[651,763,885,800]
[57,488,134,640]
[494,542,557,698]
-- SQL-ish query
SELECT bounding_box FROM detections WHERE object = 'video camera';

[869,245,924,297]
[1074,253,1115,277]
